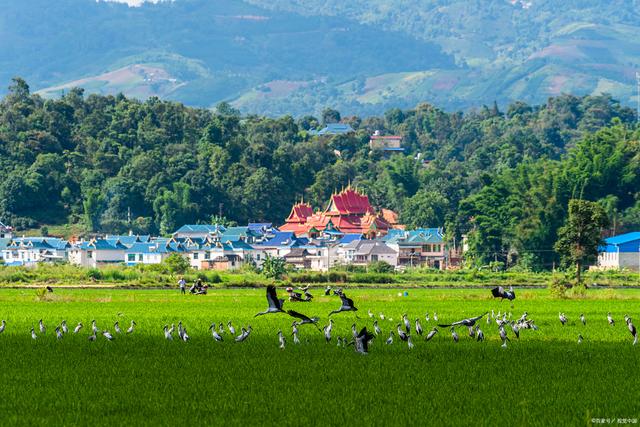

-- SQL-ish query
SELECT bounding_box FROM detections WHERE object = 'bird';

[352,327,375,354]
[209,323,224,341]
[323,324,332,343]
[182,328,190,342]
[438,313,488,328]
[0,320,5,334]
[407,335,414,350]
[227,321,236,335]
[292,329,300,345]
[415,319,423,336]
[218,323,225,335]
[178,321,185,340]
[627,318,637,345]
[102,330,114,341]
[486,313,491,325]
[368,309,374,318]
[499,326,510,348]
[607,312,615,326]
[91,320,99,334]
[386,331,394,345]
[476,325,485,342]
[433,312,438,322]
[73,322,83,334]
[287,310,320,330]
[336,337,343,347]
[278,329,286,349]
[61,320,68,334]
[55,326,63,340]
[329,291,358,316]
[373,320,382,336]
[451,327,459,343]
[324,285,332,296]
[559,313,568,326]
[425,312,430,322]
[491,286,516,301]
[255,285,286,317]
[88,331,97,341]
[577,334,583,344]
[379,313,386,320]
[467,325,475,338]
[31,327,37,340]
[325,319,334,334]
[425,327,438,342]
[126,321,136,334]
[39,319,45,335]
[510,322,520,339]
[580,313,586,326]
[114,321,122,334]
[351,323,358,339]
[235,326,252,343]
[402,314,411,333]
[163,325,173,340]
[397,324,409,341]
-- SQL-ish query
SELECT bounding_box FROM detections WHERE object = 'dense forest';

[0,78,638,269]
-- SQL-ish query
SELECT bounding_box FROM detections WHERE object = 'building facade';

[597,232,640,271]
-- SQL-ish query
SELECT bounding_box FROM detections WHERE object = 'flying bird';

[352,327,375,354]
[287,310,320,330]
[438,313,488,328]
[255,285,286,317]
[491,286,516,301]
[328,291,358,316]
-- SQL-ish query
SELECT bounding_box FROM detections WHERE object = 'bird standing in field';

[580,313,586,326]
[126,321,136,334]
[235,326,252,343]
[407,335,414,350]
[227,321,235,335]
[209,323,224,341]
[386,331,394,345]
[578,334,583,344]
[31,327,37,340]
[425,312,430,322]
[88,331,96,341]
[114,321,122,334]
[415,319,423,336]
[218,323,225,336]
[373,320,381,336]
[450,327,459,343]
[182,328,190,342]
[61,320,68,334]
[607,312,615,326]
[627,318,637,345]
[39,319,45,335]
[499,326,509,348]
[323,324,332,343]
[91,320,99,334]
[329,291,358,316]
[178,321,185,340]
[425,327,438,342]
[325,285,332,296]
[559,313,568,326]
[476,325,485,342]
[0,320,5,334]
[433,312,438,322]
[102,330,114,341]
[163,325,173,340]
[55,326,63,340]
[292,328,300,345]
[510,322,520,339]
[402,314,411,334]
[73,322,83,334]
[397,324,409,342]
[467,325,475,339]
[368,309,374,318]
[278,329,286,350]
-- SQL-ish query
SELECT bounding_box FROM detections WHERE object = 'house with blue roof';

[124,241,187,266]
[172,224,225,240]
[69,238,128,268]
[186,239,255,271]
[220,226,262,244]
[2,237,70,266]
[251,231,309,267]
[0,238,10,262]
[385,228,447,269]
[309,123,355,136]
[597,232,640,271]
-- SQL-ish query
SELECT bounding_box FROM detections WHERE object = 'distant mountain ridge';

[2,0,639,116]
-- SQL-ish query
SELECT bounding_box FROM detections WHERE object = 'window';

[193,253,199,260]
[87,251,93,259]
[256,254,261,261]
[128,254,135,262]
[138,254,143,262]
[204,252,210,260]
[371,255,379,262]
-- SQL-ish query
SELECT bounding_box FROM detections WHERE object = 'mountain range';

[2,0,639,116]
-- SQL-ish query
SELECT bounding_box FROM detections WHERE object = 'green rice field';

[0,287,638,426]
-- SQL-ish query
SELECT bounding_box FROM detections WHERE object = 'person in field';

[178,277,186,294]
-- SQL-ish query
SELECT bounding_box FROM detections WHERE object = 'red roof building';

[280,187,401,238]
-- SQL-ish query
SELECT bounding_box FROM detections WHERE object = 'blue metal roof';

[255,231,307,248]
[173,224,225,234]
[78,239,127,250]
[339,234,363,244]
[310,123,355,135]
[605,232,640,245]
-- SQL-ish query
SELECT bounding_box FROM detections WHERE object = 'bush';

[163,254,191,274]
[549,277,572,298]
[367,261,394,274]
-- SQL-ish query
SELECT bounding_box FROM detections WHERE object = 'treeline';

[0,78,638,269]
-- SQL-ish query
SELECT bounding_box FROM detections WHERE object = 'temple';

[279,187,400,238]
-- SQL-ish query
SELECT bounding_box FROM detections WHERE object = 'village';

[0,186,638,272]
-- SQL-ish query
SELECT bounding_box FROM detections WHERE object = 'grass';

[0,287,638,426]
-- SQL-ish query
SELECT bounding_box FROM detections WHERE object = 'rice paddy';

[0,287,638,426]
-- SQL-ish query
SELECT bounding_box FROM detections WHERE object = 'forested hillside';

[2,0,639,116]
[1,78,638,268]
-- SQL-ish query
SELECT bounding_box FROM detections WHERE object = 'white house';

[2,237,69,266]
[0,221,12,239]
[351,241,398,267]
[124,241,187,266]
[597,232,640,271]
[68,238,127,268]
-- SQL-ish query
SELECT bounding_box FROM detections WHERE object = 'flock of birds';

[0,285,637,353]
